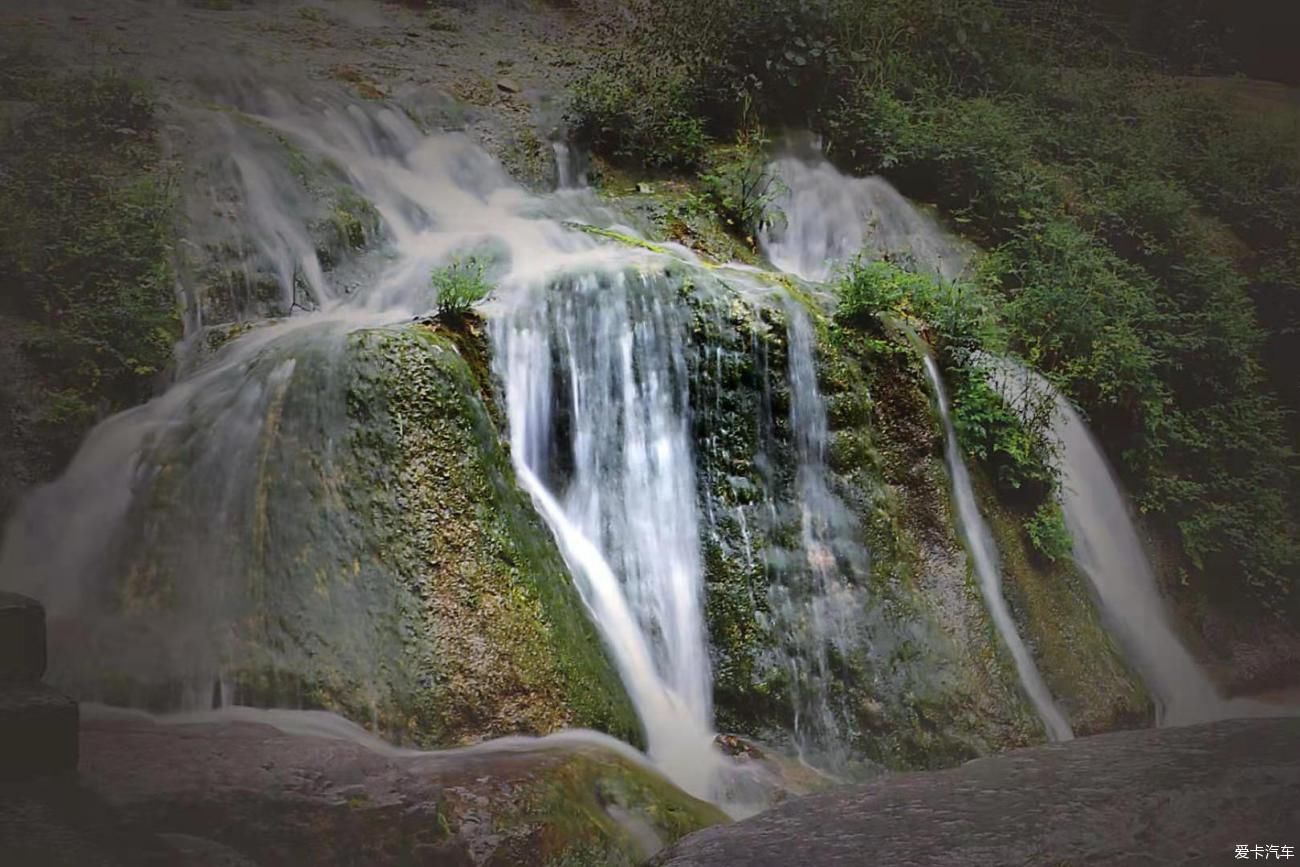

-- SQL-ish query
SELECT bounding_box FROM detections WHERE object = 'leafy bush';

[699,125,786,242]
[835,258,999,356]
[1026,501,1074,564]
[950,370,1058,505]
[569,65,708,170]
[431,257,490,319]
[834,258,1053,502]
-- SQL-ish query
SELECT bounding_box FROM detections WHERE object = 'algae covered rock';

[338,322,639,745]
[1,320,636,749]
[628,267,1041,775]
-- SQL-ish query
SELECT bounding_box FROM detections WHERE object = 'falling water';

[492,270,723,799]
[920,355,1074,741]
[982,357,1224,726]
[0,86,747,800]
[551,140,586,189]
[757,153,992,761]
[760,154,971,283]
[763,305,873,767]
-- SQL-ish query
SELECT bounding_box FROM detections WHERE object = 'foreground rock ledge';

[652,717,1300,867]
[0,711,724,866]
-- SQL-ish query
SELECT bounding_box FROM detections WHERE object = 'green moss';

[979,478,1153,735]
[563,220,672,256]
[515,750,726,865]
[341,324,641,746]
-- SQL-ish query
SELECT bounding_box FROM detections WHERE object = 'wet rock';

[1,712,725,867]
[14,326,638,750]
[651,718,1300,867]
[495,78,521,94]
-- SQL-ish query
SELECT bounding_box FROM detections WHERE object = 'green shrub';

[835,258,999,355]
[834,258,1054,503]
[1026,501,1073,564]
[950,370,1057,504]
[431,257,490,319]
[568,65,708,170]
[699,125,787,242]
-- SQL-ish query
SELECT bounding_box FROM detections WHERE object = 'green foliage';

[699,125,787,242]
[569,0,1008,170]
[431,257,490,319]
[568,65,708,170]
[814,33,1300,615]
[833,258,1054,504]
[1026,502,1073,564]
[0,69,180,465]
[950,370,1057,504]
[835,258,1000,356]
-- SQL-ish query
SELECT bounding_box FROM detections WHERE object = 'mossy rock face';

[978,479,1153,734]
[338,323,639,745]
[37,321,638,749]
[675,274,1042,773]
[513,746,730,866]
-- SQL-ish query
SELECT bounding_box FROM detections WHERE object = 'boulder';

[651,718,1300,867]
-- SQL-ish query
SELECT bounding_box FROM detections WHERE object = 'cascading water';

[761,149,1294,733]
[551,140,586,189]
[492,270,722,799]
[764,305,871,768]
[982,358,1224,726]
[920,355,1074,741]
[760,154,971,283]
[760,151,1074,744]
[0,86,756,802]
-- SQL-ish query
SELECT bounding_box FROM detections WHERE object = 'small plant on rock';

[432,257,490,321]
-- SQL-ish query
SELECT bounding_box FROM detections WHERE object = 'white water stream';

[921,356,1074,741]
[984,358,1227,725]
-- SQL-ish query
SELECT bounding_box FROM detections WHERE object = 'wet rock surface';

[0,712,725,867]
[651,718,1300,867]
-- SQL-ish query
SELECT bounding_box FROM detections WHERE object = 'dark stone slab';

[652,717,1300,867]
[0,710,722,866]
[0,592,46,683]
[0,683,78,780]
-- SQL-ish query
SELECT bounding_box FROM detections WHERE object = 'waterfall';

[492,270,722,799]
[551,140,586,189]
[763,305,872,768]
[0,87,752,800]
[920,356,1074,741]
[761,152,1072,743]
[760,155,971,283]
[982,358,1224,726]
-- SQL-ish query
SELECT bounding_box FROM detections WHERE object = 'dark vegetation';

[570,0,1300,619]
[0,61,179,470]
